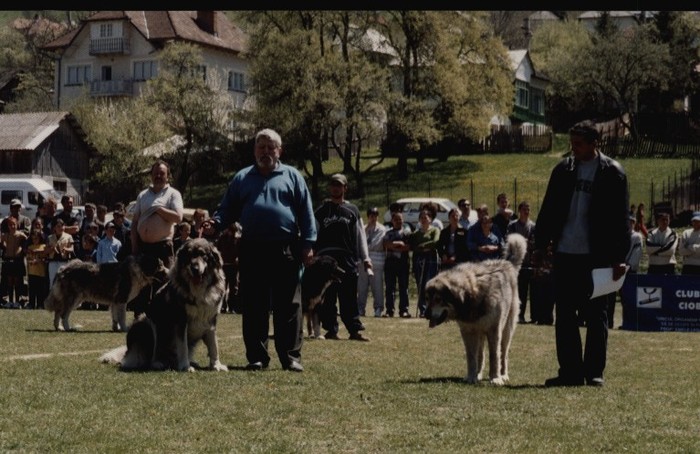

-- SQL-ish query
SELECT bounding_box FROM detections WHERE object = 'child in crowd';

[26,228,49,310]
[47,219,75,292]
[173,221,192,253]
[216,222,242,313]
[0,217,29,308]
[96,222,122,264]
[79,232,99,310]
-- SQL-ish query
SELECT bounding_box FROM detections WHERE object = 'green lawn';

[0,309,698,452]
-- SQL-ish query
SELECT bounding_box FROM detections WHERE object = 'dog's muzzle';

[427,309,448,328]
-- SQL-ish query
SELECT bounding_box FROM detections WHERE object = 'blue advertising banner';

[621,273,700,332]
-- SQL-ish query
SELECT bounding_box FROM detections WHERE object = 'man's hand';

[612,263,628,281]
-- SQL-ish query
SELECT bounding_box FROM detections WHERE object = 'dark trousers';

[517,267,534,321]
[647,264,675,275]
[681,264,700,275]
[320,267,364,336]
[553,253,608,381]
[129,239,174,317]
[384,257,409,315]
[28,274,49,309]
[238,240,303,368]
[531,272,555,324]
[222,263,240,313]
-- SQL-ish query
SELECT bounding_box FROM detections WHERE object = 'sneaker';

[284,361,304,372]
[382,313,394,318]
[544,376,584,387]
[586,377,604,387]
[399,312,411,318]
[245,361,269,371]
[349,332,370,342]
[323,331,340,340]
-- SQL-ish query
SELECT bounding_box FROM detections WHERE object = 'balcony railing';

[89,37,130,55]
[89,79,133,97]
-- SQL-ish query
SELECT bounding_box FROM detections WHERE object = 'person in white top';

[679,211,700,275]
[357,207,387,317]
[645,212,677,275]
[612,215,644,329]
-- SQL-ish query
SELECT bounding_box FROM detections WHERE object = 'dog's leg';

[499,298,519,381]
[486,326,504,385]
[202,329,228,371]
[460,328,480,384]
[61,307,74,332]
[53,311,62,331]
[111,304,128,332]
[476,335,485,382]
[312,310,321,339]
[175,325,191,372]
[305,312,314,338]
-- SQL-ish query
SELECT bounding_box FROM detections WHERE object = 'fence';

[482,124,553,153]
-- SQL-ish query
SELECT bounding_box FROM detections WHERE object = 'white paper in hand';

[590,266,630,299]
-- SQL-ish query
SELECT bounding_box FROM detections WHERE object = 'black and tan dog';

[44,255,167,332]
[101,239,228,372]
[300,255,345,339]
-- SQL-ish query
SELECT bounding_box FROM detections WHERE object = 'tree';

[144,42,235,191]
[71,96,170,206]
[375,11,513,178]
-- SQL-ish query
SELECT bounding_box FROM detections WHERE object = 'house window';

[515,80,529,109]
[191,65,207,82]
[228,71,245,92]
[99,23,113,38]
[133,60,159,81]
[66,65,91,85]
[531,89,545,115]
[53,181,67,193]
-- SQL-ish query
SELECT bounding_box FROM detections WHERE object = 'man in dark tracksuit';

[534,120,630,387]
[314,173,371,342]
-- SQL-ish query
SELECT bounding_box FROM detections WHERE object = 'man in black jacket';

[534,120,630,387]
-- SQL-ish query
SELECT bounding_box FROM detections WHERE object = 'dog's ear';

[209,243,224,269]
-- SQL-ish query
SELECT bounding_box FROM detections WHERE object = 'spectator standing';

[357,207,387,318]
[507,201,536,324]
[383,211,411,318]
[113,202,132,229]
[26,228,49,310]
[96,222,122,264]
[646,212,677,275]
[216,222,242,314]
[613,215,644,329]
[0,217,28,308]
[80,203,103,239]
[679,211,700,275]
[468,213,504,261]
[129,160,183,317]
[314,173,372,341]
[38,197,58,238]
[457,198,478,230]
[206,128,316,371]
[438,208,470,270]
[534,120,630,387]
[47,219,75,289]
[111,209,131,261]
[1,198,31,236]
[408,208,440,318]
[173,221,192,253]
[493,192,515,237]
[96,204,109,228]
[635,203,649,237]
[421,201,444,230]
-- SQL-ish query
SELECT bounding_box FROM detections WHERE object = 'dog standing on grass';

[424,233,527,385]
[300,255,345,339]
[100,239,228,371]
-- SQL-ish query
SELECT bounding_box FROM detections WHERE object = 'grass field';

[1,308,698,453]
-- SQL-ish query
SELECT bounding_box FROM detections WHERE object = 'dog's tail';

[99,345,127,365]
[503,233,528,271]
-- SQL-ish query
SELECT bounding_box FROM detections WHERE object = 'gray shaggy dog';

[424,233,527,385]
[44,255,168,332]
[101,239,228,372]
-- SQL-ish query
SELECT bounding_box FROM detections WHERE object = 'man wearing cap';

[534,119,630,387]
[314,173,372,341]
[206,128,316,372]
[357,206,386,318]
[1,199,31,236]
[679,211,700,275]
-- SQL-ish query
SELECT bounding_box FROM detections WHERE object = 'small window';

[53,181,67,193]
[1,190,22,206]
[228,71,245,92]
[100,23,113,38]
[515,80,529,108]
[27,191,40,206]
[133,60,159,81]
[66,65,91,85]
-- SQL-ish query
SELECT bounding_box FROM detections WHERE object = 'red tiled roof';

[42,11,247,55]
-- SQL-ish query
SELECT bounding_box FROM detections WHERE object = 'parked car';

[382,197,459,231]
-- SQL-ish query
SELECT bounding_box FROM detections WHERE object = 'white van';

[0,178,64,219]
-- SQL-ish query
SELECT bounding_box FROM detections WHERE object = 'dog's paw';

[464,375,480,384]
[187,366,196,372]
[210,361,228,372]
[489,376,506,386]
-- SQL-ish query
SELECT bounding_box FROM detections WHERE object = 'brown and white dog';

[101,239,228,371]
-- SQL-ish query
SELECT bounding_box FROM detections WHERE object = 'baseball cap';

[692,212,700,222]
[330,173,347,186]
[367,207,379,216]
[10,198,22,207]
[105,221,116,229]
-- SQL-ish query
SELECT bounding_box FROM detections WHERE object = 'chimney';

[196,11,217,36]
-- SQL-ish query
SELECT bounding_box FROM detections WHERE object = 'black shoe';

[323,331,340,340]
[399,312,411,318]
[586,377,604,387]
[382,313,394,318]
[349,332,370,342]
[284,360,304,372]
[245,361,269,371]
[544,376,584,387]
[518,317,527,324]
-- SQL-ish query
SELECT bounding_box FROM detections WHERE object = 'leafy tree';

[144,41,235,191]
[375,11,513,178]
[71,96,170,206]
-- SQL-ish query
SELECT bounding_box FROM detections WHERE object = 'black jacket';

[534,152,630,266]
